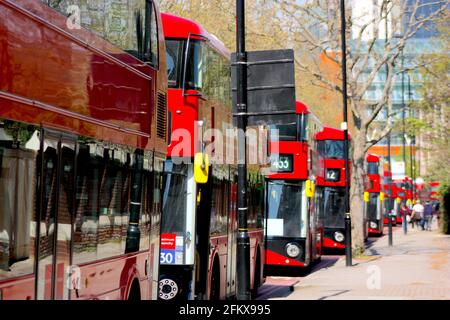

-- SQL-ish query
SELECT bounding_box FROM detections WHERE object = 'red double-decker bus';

[391,176,415,224]
[315,127,350,251]
[0,0,167,300]
[264,101,323,274]
[383,175,403,226]
[429,181,441,202]
[365,154,385,236]
[158,13,265,300]
[405,177,414,206]
[415,180,440,203]
[384,171,398,226]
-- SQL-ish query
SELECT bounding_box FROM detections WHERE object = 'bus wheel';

[251,252,261,299]
[315,256,322,264]
[159,276,180,301]
[209,259,220,300]
[128,280,141,300]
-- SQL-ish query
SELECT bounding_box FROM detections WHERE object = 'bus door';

[160,162,197,300]
[36,130,76,300]
[194,173,213,299]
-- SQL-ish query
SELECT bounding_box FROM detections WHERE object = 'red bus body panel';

[268,141,308,180]
[0,0,167,152]
[315,127,349,250]
[265,102,323,269]
[0,0,167,300]
[323,237,346,250]
[160,12,264,299]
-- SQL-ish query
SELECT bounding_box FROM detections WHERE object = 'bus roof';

[315,126,351,141]
[161,12,230,59]
[367,154,380,163]
[296,101,309,114]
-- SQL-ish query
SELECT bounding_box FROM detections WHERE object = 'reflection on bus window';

[267,181,303,238]
[368,162,379,174]
[186,41,205,90]
[318,140,345,159]
[45,0,158,64]
[166,40,183,87]
[367,193,380,220]
[183,40,231,106]
[269,122,297,141]
[73,141,152,265]
[210,174,230,236]
[161,162,188,236]
[0,120,38,280]
[322,188,346,228]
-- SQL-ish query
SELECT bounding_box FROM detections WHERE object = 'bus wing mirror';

[364,192,370,203]
[194,152,209,184]
[306,180,315,198]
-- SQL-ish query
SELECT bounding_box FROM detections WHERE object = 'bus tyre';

[128,280,141,300]
[159,276,180,300]
[251,253,261,299]
[209,259,220,300]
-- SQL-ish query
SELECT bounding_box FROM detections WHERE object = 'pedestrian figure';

[432,201,440,230]
[400,203,409,234]
[424,201,433,231]
[411,200,424,230]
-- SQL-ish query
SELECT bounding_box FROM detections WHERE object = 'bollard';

[388,212,393,246]
[345,212,352,266]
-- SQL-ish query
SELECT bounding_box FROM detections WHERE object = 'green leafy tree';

[412,9,449,186]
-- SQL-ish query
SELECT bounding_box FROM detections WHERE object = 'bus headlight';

[159,278,179,300]
[285,243,301,258]
[370,221,378,229]
[334,231,345,243]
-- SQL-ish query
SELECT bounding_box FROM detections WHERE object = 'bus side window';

[0,121,38,280]
[148,0,159,68]
[44,0,159,65]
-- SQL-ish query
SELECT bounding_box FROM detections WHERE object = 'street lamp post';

[407,74,416,203]
[235,0,251,300]
[401,49,407,173]
[385,8,393,247]
[340,0,352,267]
[401,49,408,236]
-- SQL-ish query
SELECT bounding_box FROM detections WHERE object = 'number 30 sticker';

[160,250,175,264]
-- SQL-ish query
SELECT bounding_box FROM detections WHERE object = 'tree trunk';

[350,129,367,256]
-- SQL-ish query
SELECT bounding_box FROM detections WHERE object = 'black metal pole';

[236,0,251,300]
[401,51,406,172]
[385,7,393,247]
[411,136,416,202]
[401,50,408,235]
[407,75,415,202]
[340,0,352,267]
[387,132,393,245]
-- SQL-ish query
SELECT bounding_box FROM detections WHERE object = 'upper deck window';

[166,40,183,87]
[368,162,379,175]
[317,140,345,159]
[166,38,231,106]
[299,113,308,141]
[45,0,159,66]
[268,114,308,142]
[269,122,297,141]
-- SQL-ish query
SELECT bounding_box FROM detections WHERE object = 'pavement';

[259,226,450,300]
